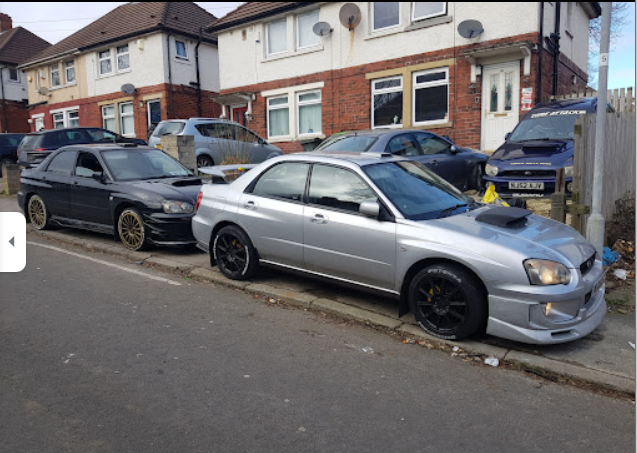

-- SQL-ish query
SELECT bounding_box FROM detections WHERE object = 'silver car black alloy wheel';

[413,275,467,335]
[215,231,248,276]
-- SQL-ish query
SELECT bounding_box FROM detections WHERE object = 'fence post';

[570,117,584,233]
[550,168,567,223]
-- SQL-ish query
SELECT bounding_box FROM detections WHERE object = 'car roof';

[278,150,410,168]
[26,127,112,136]
[160,118,240,125]
[56,143,153,152]
[530,97,598,113]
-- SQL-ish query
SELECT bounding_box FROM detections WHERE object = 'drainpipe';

[0,66,7,132]
[167,32,174,118]
[195,27,202,117]
[537,2,544,104]
[552,2,561,96]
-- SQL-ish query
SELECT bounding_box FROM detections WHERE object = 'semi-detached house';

[20,2,222,139]
[207,2,601,153]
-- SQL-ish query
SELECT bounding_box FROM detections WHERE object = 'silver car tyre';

[408,263,487,340]
[213,225,259,280]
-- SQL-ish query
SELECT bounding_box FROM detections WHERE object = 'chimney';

[0,14,12,33]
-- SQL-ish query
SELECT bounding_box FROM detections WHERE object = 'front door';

[231,105,248,126]
[481,62,520,152]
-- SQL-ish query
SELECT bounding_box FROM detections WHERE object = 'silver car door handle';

[310,213,328,224]
[244,201,257,210]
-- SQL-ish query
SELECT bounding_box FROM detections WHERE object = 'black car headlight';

[162,200,194,214]
[524,259,571,285]
[485,164,499,176]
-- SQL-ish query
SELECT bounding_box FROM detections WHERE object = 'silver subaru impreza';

[192,152,606,344]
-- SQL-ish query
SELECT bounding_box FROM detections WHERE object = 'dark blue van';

[483,97,613,198]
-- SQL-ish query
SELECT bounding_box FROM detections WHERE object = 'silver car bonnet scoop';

[475,206,532,228]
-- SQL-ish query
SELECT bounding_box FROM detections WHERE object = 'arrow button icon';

[9,237,14,247]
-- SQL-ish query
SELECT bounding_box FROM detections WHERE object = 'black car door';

[413,132,466,188]
[69,151,112,227]
[39,150,76,219]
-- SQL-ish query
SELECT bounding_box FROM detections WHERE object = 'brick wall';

[27,83,220,139]
[221,32,589,152]
[539,46,590,100]
[0,100,30,133]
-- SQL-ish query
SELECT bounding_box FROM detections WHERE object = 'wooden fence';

[571,113,636,235]
[552,87,635,113]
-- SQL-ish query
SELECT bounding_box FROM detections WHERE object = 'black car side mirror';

[505,132,512,141]
[450,145,459,154]
[92,172,107,184]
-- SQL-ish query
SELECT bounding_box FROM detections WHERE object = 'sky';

[0,1,634,90]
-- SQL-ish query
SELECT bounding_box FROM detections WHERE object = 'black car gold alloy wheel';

[28,194,51,230]
[118,208,149,251]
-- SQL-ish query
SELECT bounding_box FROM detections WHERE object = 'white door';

[481,62,520,152]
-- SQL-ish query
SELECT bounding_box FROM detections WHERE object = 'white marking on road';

[27,241,182,286]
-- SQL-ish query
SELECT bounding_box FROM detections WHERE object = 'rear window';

[1,135,25,147]
[152,122,185,138]
[315,135,378,152]
[18,135,42,151]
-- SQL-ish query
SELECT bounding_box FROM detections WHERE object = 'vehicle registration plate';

[509,182,544,190]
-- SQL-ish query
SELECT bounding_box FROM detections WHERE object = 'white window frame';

[175,40,188,59]
[116,45,131,71]
[119,102,135,137]
[50,63,61,87]
[296,90,322,137]
[411,2,447,22]
[65,60,75,84]
[267,95,290,139]
[371,2,401,32]
[102,105,116,131]
[296,10,321,50]
[98,49,113,76]
[7,68,19,82]
[412,67,449,126]
[52,112,65,129]
[371,75,403,130]
[50,106,80,129]
[266,19,288,56]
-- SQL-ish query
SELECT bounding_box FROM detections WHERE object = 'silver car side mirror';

[359,200,380,218]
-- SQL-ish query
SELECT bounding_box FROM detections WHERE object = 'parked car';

[483,97,616,198]
[18,144,204,251]
[0,133,26,176]
[17,127,147,170]
[147,118,283,168]
[192,152,605,345]
[313,129,488,191]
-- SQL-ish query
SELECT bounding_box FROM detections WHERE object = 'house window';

[102,105,116,132]
[412,2,446,21]
[372,2,400,31]
[412,68,449,125]
[50,63,60,87]
[99,50,112,75]
[65,61,75,84]
[267,19,287,55]
[68,110,80,128]
[175,40,188,59]
[297,11,320,49]
[297,90,322,135]
[8,68,19,82]
[120,102,135,136]
[267,95,290,138]
[371,76,403,129]
[53,112,65,129]
[117,45,130,70]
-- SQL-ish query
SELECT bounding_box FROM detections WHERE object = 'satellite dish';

[121,83,136,95]
[458,20,484,39]
[339,3,361,30]
[313,21,333,37]
[37,86,49,96]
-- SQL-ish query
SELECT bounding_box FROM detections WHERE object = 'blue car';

[483,97,615,198]
[313,129,488,191]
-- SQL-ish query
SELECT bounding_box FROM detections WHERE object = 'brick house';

[19,2,222,139]
[206,2,600,153]
[0,14,51,133]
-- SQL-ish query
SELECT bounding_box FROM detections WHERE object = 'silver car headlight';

[564,165,574,177]
[162,200,194,214]
[524,259,571,285]
[485,164,499,177]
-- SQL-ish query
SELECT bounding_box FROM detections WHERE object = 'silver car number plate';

[509,182,544,190]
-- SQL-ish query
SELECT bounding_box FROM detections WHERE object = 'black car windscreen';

[101,149,193,181]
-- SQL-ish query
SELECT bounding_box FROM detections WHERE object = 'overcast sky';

[0,2,633,90]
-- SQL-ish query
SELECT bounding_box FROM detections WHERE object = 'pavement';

[1,193,635,396]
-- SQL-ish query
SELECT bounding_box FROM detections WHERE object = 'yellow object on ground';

[482,185,510,207]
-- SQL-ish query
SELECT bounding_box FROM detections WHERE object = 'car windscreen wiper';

[437,203,469,219]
